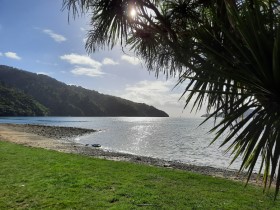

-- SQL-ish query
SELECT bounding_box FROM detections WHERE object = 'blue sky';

[0,0,204,117]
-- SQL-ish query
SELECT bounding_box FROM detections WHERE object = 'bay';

[0,116,259,170]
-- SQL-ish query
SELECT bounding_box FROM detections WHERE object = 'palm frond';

[185,1,280,197]
[63,0,280,197]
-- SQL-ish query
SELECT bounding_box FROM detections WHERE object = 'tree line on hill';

[0,84,48,116]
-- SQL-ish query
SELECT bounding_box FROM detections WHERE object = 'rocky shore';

[5,123,96,140]
[0,123,262,185]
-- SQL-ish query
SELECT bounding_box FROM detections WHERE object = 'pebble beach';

[0,123,262,185]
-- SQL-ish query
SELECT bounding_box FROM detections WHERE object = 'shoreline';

[0,123,261,185]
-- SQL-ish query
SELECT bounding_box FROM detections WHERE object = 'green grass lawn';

[0,141,279,210]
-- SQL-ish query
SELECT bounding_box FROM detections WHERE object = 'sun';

[130,8,137,18]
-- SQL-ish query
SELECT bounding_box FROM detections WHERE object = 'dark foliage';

[0,84,48,116]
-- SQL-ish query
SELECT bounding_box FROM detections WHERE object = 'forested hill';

[0,65,168,117]
[0,84,48,116]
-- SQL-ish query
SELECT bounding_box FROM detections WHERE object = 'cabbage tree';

[62,0,280,197]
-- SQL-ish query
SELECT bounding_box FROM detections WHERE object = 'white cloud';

[121,55,141,65]
[71,67,104,77]
[60,54,102,68]
[120,80,180,106]
[4,52,21,60]
[102,58,119,65]
[60,53,105,77]
[43,29,67,43]
[119,79,206,117]
[0,52,2,56]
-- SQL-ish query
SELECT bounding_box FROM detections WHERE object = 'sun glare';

[130,8,137,18]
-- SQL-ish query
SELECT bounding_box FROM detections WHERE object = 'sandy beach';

[0,123,261,185]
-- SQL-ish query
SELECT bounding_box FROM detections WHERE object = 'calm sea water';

[0,117,259,170]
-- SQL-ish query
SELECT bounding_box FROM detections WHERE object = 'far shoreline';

[0,123,263,186]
